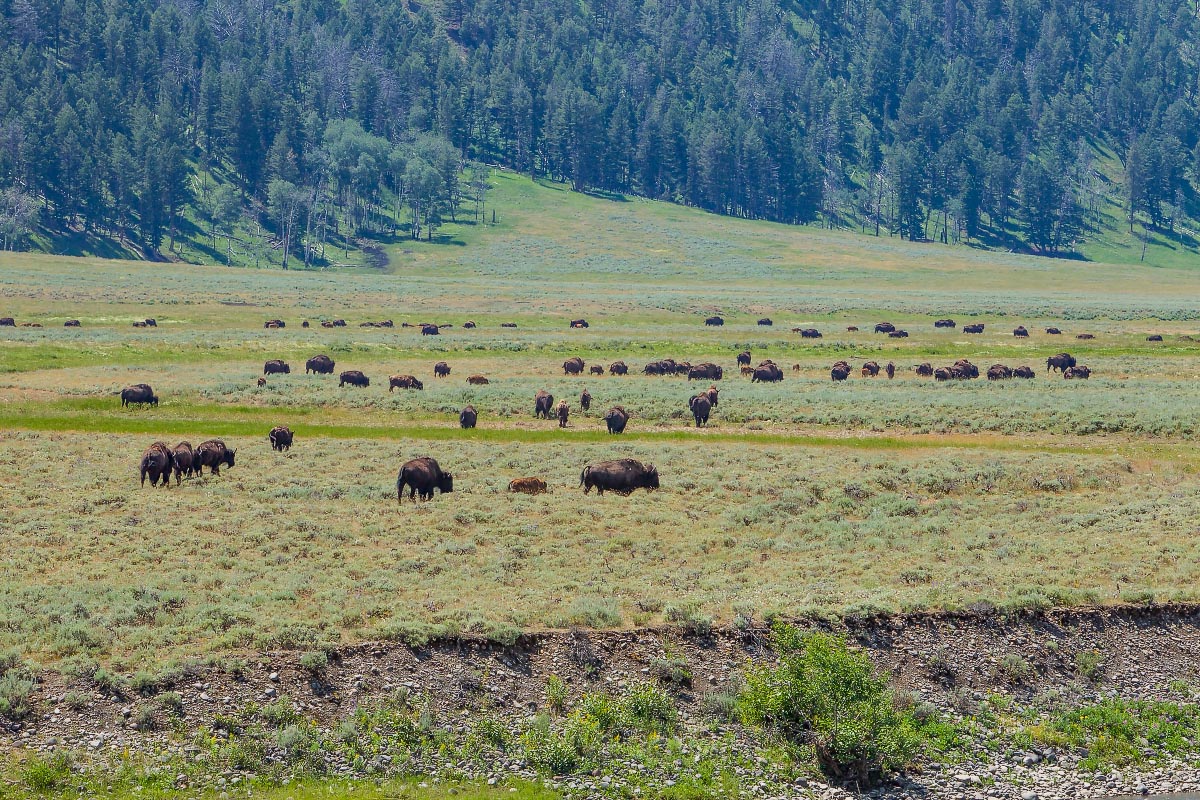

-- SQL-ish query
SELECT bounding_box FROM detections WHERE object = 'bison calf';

[509,477,548,494]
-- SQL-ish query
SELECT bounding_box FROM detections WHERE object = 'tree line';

[0,0,1196,259]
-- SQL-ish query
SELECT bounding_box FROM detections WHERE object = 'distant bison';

[0,317,13,326]
[934,319,956,328]
[737,351,751,366]
[687,363,723,381]
[752,363,783,382]
[264,319,285,328]
[121,384,158,407]
[799,328,822,338]
[861,361,881,377]
[264,359,290,375]
[1147,335,1163,342]
[570,319,589,328]
[509,477,548,494]
[195,439,236,475]
[885,362,895,379]
[563,357,585,375]
[434,361,451,377]
[396,457,453,503]
[987,364,1012,380]
[339,370,369,387]
[846,326,859,332]
[421,324,440,336]
[389,375,423,391]
[1013,326,1029,337]
[501,322,517,328]
[1064,365,1091,379]
[590,365,604,375]
[1045,327,1062,335]
[1076,333,1095,340]
[64,319,80,327]
[604,406,629,434]
[171,442,194,484]
[951,359,979,379]
[581,458,659,495]
[1013,366,1035,379]
[459,405,477,429]
[609,361,628,376]
[704,316,724,326]
[306,355,335,374]
[643,359,678,376]
[914,363,934,376]
[467,374,490,385]
[580,389,592,411]
[934,367,952,381]
[556,400,570,428]
[144,318,157,327]
[689,393,712,427]
[132,321,147,328]
[139,442,173,488]
[257,377,266,387]
[535,390,555,419]
[874,322,896,333]
[1046,353,1076,374]
[757,318,773,326]
[888,330,909,338]
[269,425,293,451]
[962,323,985,334]
[705,385,719,406]
[463,321,477,329]
[302,320,309,328]
[831,361,851,381]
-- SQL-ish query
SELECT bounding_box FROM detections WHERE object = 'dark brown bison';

[321,321,336,328]
[339,370,369,387]
[264,319,284,328]
[257,377,267,387]
[752,363,784,382]
[705,385,719,406]
[704,316,724,326]
[934,319,956,328]
[1046,327,1062,334]
[64,319,80,327]
[421,324,440,336]
[195,440,236,475]
[459,405,477,429]
[736,351,751,366]
[144,318,157,327]
[831,361,851,381]
[581,459,658,495]
[121,384,158,407]
[914,363,933,376]
[951,359,979,379]
[589,364,604,375]
[757,318,773,326]
[389,375,423,391]
[306,355,335,374]
[269,426,293,451]
[171,442,194,484]
[609,361,628,375]
[1147,335,1163,342]
[563,357,585,375]
[463,321,477,329]
[604,406,629,434]
[687,363,723,381]
[643,359,676,376]
[1013,366,1035,379]
[689,393,711,427]
[888,330,909,338]
[0,317,13,326]
[467,374,490,385]
[1076,333,1095,340]
[987,364,1012,380]
[1013,326,1029,337]
[396,457,453,503]
[264,359,290,375]
[846,326,859,332]
[302,320,310,328]
[580,389,592,411]
[434,361,451,377]
[556,400,570,428]
[885,362,895,379]
[874,322,895,333]
[140,442,173,487]
[673,361,693,376]
[132,321,147,328]
[800,328,823,338]
[963,323,985,334]
[1046,353,1076,373]
[509,477,548,494]
[1064,365,1091,379]
[535,390,555,419]
[570,319,589,328]
[934,367,952,381]
[331,319,346,327]
[860,361,881,377]
[501,322,517,328]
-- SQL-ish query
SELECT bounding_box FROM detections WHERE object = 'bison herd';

[139,439,236,487]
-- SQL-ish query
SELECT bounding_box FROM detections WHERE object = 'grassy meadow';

[4,171,1200,670]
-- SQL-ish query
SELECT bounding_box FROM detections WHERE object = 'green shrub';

[22,753,71,792]
[0,670,36,720]
[63,690,89,711]
[622,683,677,734]
[545,675,568,715]
[521,723,581,775]
[260,698,300,728]
[91,668,125,697]
[561,597,622,628]
[649,655,692,687]
[664,602,713,636]
[133,705,158,731]
[158,691,184,715]
[298,650,329,675]
[1074,650,1105,684]
[129,670,158,696]
[737,625,920,786]
[993,654,1033,685]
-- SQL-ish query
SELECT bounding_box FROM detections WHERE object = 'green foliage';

[21,752,72,792]
[0,670,35,720]
[545,675,569,715]
[1074,650,1105,684]
[737,626,921,785]
[1040,699,1200,770]
[299,650,329,675]
[664,603,713,636]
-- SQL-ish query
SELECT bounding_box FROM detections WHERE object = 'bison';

[139,442,173,487]
[171,442,194,484]
[643,359,676,376]
[421,324,440,336]
[340,370,369,387]
[1046,327,1062,335]
[64,319,80,327]
[736,351,751,367]
[885,362,895,379]
[689,393,711,427]
[257,377,267,387]
[580,389,592,412]
[1147,335,1163,342]
[831,362,851,381]
[0,317,13,326]
[753,363,784,382]
[914,363,933,376]
[687,363,723,381]
[590,365,604,375]
[861,361,881,377]
[302,320,310,328]
[1046,353,1076,373]
[145,318,157,327]
[509,477,548,494]
[570,319,589,328]
[264,359,290,375]
[501,322,517,328]
[757,318,773,326]
[1013,366,1035,379]
[705,316,724,326]
[740,365,754,377]
[132,321,147,328]
[1064,365,1091,379]
[434,361,451,377]
[609,361,628,376]
[799,328,822,338]
[604,406,629,434]
[556,400,570,428]
[888,330,909,338]
[963,323,985,334]
[467,374,490,385]
[934,319,956,328]
[459,405,478,429]
[581,458,658,495]
[306,355,335,374]
[121,384,158,407]
[264,319,284,328]
[987,364,1012,381]
[389,375,424,391]
[535,390,555,419]
[951,359,979,379]
[705,385,719,407]
[463,321,477,329]
[1013,326,1029,337]
[934,367,952,381]
[396,457,453,503]
[874,322,896,333]
[846,326,859,332]
[269,426,293,451]
[1076,333,1095,340]
[563,357,585,375]
[195,440,236,475]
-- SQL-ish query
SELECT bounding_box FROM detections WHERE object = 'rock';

[1021,791,1038,800]
[269,672,280,682]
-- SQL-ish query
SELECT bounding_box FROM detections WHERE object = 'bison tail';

[579,466,590,488]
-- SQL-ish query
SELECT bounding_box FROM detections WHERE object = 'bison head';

[222,449,236,468]
[642,466,660,490]
[438,473,454,494]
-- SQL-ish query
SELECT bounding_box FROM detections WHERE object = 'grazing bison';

[643,359,676,376]
[302,320,310,328]
[687,363,723,381]
[144,318,157,327]
[306,355,335,374]
[467,374,490,385]
[914,363,934,376]
[609,361,628,375]
[1013,366,1035,379]
[563,357,585,375]
[556,400,570,428]
[64,319,80,327]
[1064,365,1091,379]
[861,361,881,377]
[758,318,773,326]
[831,362,851,381]
[737,351,751,367]
[740,365,754,376]
[434,361,451,377]
[321,321,335,328]
[987,364,1012,381]
[590,365,604,375]
[604,406,629,434]
[132,321,147,328]
[1076,333,1095,340]
[195,440,236,475]
[963,323,985,334]
[389,375,424,391]
[459,405,477,429]
[463,321,477,329]
[689,393,712,427]
[171,442,194,484]
[934,319,956,328]
[264,359,290,375]
[1147,335,1163,342]
[264,319,284,328]
[269,426,293,451]
[0,317,13,326]
[874,322,896,333]
[799,328,822,338]
[1046,327,1062,334]
[121,384,158,407]
[846,326,859,332]
[421,324,440,336]
[705,316,724,326]
[509,477,548,494]
[934,367,952,381]
[888,330,909,338]
[257,377,267,387]
[396,457,454,503]
[753,363,784,382]
[886,362,895,379]
[951,359,979,379]
[1013,326,1029,337]
[535,390,555,419]
[501,322,517,328]
[570,319,589,328]
[581,459,659,495]
[1046,353,1076,373]
[580,389,592,411]
[339,370,369,387]
[139,442,173,487]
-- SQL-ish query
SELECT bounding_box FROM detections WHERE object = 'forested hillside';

[0,0,1197,264]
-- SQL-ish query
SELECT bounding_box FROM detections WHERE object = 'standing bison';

[934,319,956,328]
[1046,353,1076,374]
[757,318,773,326]
[1013,326,1029,337]
[171,442,194,484]
[580,389,592,412]
[705,385,719,407]
[459,405,477,429]
[860,361,881,377]
[987,365,1012,381]
[563,357,585,375]
[467,374,490,385]
[139,442,173,487]
[687,363,723,381]
[340,370,369,387]
[556,400,570,428]
[581,459,659,495]
[306,355,336,374]
[264,359,290,375]
[914,363,934,376]
[421,324,440,336]
[705,316,724,326]
[195,440,236,475]
[121,384,158,407]
[689,393,712,427]
[570,319,589,328]
[609,361,628,376]
[963,323,985,334]
[737,351,751,366]
[535,390,555,419]
[799,328,822,338]
[396,457,454,503]
[434,362,451,377]
[831,362,851,381]
[590,365,604,375]
[885,362,895,379]
[389,375,423,391]
[874,322,896,333]
[1013,366,1036,379]
[269,426,293,451]
[1046,327,1062,335]
[752,363,784,382]
[604,406,629,434]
